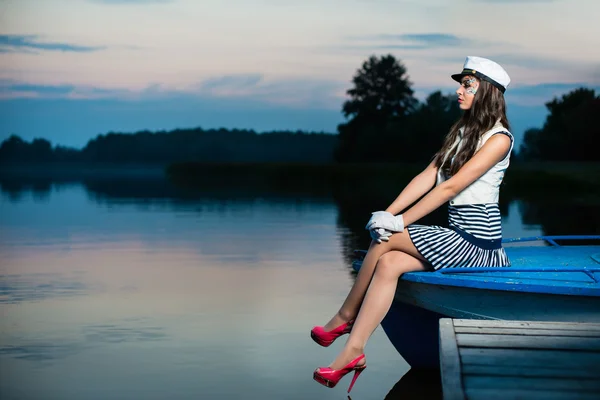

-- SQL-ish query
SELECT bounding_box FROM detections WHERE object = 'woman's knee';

[375,251,410,279]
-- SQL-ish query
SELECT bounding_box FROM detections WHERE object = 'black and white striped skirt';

[407,224,511,270]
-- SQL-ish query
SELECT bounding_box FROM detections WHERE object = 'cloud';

[0,81,130,100]
[1,78,593,150]
[5,83,76,96]
[420,80,597,106]
[198,74,264,93]
[0,77,346,147]
[473,0,558,2]
[0,47,38,55]
[506,82,599,106]
[0,75,346,109]
[0,35,104,54]
[379,33,473,47]
[343,32,488,51]
[496,54,599,85]
[192,74,346,108]
[432,52,600,86]
[486,53,580,70]
[89,0,173,3]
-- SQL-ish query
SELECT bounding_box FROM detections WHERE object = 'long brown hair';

[433,79,510,176]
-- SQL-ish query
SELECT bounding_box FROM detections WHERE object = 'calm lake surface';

[1,173,598,400]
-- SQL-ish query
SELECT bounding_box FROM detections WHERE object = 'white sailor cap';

[451,56,511,93]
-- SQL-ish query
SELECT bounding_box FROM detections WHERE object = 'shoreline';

[1,161,598,190]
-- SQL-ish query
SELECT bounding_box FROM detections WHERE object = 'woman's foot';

[314,353,367,393]
[328,345,365,371]
[322,313,352,332]
[311,318,354,347]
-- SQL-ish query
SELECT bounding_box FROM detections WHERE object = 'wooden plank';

[460,348,600,370]
[452,319,600,331]
[464,375,600,392]
[454,326,600,337]
[461,363,600,379]
[438,318,465,400]
[466,388,600,400]
[456,334,600,351]
[443,319,600,399]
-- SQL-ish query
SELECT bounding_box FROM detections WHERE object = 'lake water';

[0,174,597,400]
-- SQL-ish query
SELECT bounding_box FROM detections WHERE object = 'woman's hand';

[370,227,392,243]
[365,211,405,233]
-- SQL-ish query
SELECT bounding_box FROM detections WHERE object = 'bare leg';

[327,233,429,369]
[323,230,427,331]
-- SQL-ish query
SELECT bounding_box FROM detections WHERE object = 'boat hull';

[385,280,600,368]
[352,237,600,368]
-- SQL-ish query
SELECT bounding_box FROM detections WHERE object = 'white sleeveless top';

[436,123,513,206]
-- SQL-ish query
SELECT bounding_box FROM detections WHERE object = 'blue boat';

[351,235,600,369]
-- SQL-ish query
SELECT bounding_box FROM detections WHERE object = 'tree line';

[0,129,338,164]
[1,54,598,165]
[334,55,598,163]
[518,87,599,161]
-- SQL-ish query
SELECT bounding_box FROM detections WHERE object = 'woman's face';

[456,75,479,110]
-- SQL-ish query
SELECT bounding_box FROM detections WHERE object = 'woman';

[311,56,514,393]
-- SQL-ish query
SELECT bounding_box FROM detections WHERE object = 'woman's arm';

[401,134,511,226]
[385,161,438,215]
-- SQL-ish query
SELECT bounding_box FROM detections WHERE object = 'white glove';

[365,211,390,230]
[366,211,404,232]
[370,227,392,243]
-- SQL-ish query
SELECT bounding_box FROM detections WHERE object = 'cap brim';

[451,72,470,82]
[451,70,506,93]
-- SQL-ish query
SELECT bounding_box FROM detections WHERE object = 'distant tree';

[0,129,340,165]
[0,135,28,162]
[54,145,81,162]
[518,88,599,161]
[30,138,53,162]
[518,128,543,161]
[341,55,417,120]
[0,135,63,163]
[335,55,418,162]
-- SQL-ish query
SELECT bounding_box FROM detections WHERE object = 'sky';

[1,0,599,150]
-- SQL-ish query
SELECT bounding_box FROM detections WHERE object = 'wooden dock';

[439,318,600,400]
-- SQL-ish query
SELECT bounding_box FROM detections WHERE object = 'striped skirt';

[407,224,511,270]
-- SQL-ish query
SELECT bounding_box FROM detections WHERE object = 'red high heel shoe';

[313,354,366,393]
[310,320,354,347]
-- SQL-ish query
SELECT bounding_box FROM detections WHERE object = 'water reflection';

[82,323,168,344]
[2,173,599,287]
[519,200,600,236]
[0,272,92,304]
[0,341,86,363]
[0,173,598,399]
[0,319,168,366]
[344,369,442,400]
[383,368,443,400]
[2,173,597,246]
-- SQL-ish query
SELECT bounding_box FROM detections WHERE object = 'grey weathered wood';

[452,319,600,331]
[461,364,599,379]
[465,388,600,400]
[454,326,600,337]
[456,333,600,350]
[464,375,600,391]
[460,348,600,369]
[439,319,600,400]
[438,318,465,400]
